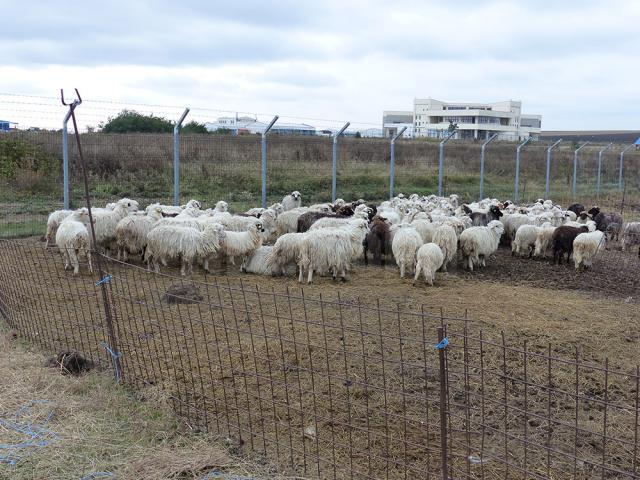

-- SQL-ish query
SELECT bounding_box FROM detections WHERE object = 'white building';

[382,111,415,138]
[384,99,541,141]
[205,116,316,136]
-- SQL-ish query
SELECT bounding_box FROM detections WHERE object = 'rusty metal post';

[60,88,121,383]
[437,327,448,479]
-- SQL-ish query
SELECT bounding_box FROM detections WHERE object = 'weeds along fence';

[1,130,640,238]
[1,239,639,479]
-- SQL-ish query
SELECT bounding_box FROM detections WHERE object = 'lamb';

[551,225,589,265]
[621,222,640,257]
[573,230,606,270]
[391,224,423,278]
[145,222,224,276]
[220,222,264,266]
[115,206,163,262]
[413,243,444,286]
[432,224,457,271]
[459,220,504,271]
[282,191,302,211]
[93,198,139,253]
[214,200,229,213]
[297,220,368,284]
[241,246,297,276]
[45,209,73,248]
[363,216,391,266]
[55,208,93,275]
[268,232,307,276]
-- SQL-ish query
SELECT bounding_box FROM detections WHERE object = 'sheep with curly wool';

[282,191,302,211]
[45,209,73,248]
[115,206,163,262]
[459,220,504,271]
[297,220,368,283]
[145,222,224,275]
[55,208,93,275]
[391,224,423,278]
[308,205,371,230]
[275,208,309,236]
[217,214,262,232]
[268,232,307,276]
[410,219,437,244]
[573,230,606,270]
[432,224,457,271]
[220,222,264,266]
[414,243,444,286]
[93,199,138,253]
[241,246,297,276]
[512,223,551,258]
[534,224,557,258]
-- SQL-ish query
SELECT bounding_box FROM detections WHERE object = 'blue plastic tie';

[0,400,58,465]
[434,337,449,350]
[80,472,114,480]
[200,471,257,480]
[100,341,122,384]
[95,274,112,286]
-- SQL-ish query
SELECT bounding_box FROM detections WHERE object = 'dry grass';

[0,323,293,480]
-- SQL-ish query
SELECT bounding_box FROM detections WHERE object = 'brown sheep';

[363,216,391,266]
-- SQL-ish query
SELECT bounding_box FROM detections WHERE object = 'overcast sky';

[1,0,638,130]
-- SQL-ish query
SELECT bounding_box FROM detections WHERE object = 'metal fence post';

[332,122,350,202]
[619,144,634,190]
[438,129,457,197]
[389,127,407,200]
[62,109,72,210]
[261,116,279,208]
[596,142,613,195]
[479,133,498,200]
[545,139,562,198]
[173,108,190,206]
[437,327,448,479]
[514,137,532,204]
[572,142,589,198]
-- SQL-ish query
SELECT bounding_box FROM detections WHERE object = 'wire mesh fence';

[1,128,640,239]
[1,238,639,479]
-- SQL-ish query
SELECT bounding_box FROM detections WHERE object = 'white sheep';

[115,206,163,262]
[220,222,264,266]
[45,209,73,248]
[573,230,606,270]
[512,223,550,258]
[432,224,457,271]
[275,207,309,236]
[411,219,437,243]
[297,220,368,284]
[241,246,297,276]
[55,208,93,275]
[534,224,557,258]
[268,232,306,276]
[391,224,423,278]
[145,222,224,275]
[414,243,444,286]
[217,214,262,233]
[282,191,302,211]
[93,198,139,253]
[308,206,371,230]
[459,220,504,271]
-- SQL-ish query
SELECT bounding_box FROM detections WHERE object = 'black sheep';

[551,225,589,264]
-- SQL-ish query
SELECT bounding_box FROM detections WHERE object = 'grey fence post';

[62,109,73,209]
[332,122,350,202]
[618,143,634,190]
[596,142,613,195]
[438,129,457,196]
[261,116,279,208]
[479,133,498,200]
[572,141,589,198]
[545,139,562,198]
[514,137,532,204]
[173,107,190,206]
[389,126,407,200]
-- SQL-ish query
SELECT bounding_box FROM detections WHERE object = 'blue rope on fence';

[200,471,257,480]
[79,472,114,480]
[0,400,58,466]
[434,337,449,350]
[100,341,122,384]
[95,274,113,286]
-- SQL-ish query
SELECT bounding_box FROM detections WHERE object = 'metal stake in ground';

[60,88,122,383]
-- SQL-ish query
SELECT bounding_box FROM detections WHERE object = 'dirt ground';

[2,236,639,479]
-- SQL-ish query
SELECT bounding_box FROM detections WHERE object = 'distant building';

[0,120,17,132]
[540,130,640,143]
[205,116,316,136]
[383,99,542,141]
[382,111,414,138]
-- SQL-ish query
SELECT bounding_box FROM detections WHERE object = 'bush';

[0,136,59,180]
[101,110,173,134]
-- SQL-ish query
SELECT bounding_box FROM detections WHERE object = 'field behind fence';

[1,239,639,479]
[1,130,640,238]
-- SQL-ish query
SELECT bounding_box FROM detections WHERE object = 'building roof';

[635,137,640,145]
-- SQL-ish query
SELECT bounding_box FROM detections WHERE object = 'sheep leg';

[340,269,347,282]
[87,250,93,274]
[153,260,160,274]
[413,263,422,285]
[307,268,313,284]
[61,248,70,270]
[69,248,80,275]
[425,268,433,286]
[399,262,405,278]
[123,249,128,262]
[298,264,304,283]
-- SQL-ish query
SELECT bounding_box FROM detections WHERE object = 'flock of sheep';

[45,190,640,286]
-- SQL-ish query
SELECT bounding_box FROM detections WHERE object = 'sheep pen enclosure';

[1,235,639,479]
